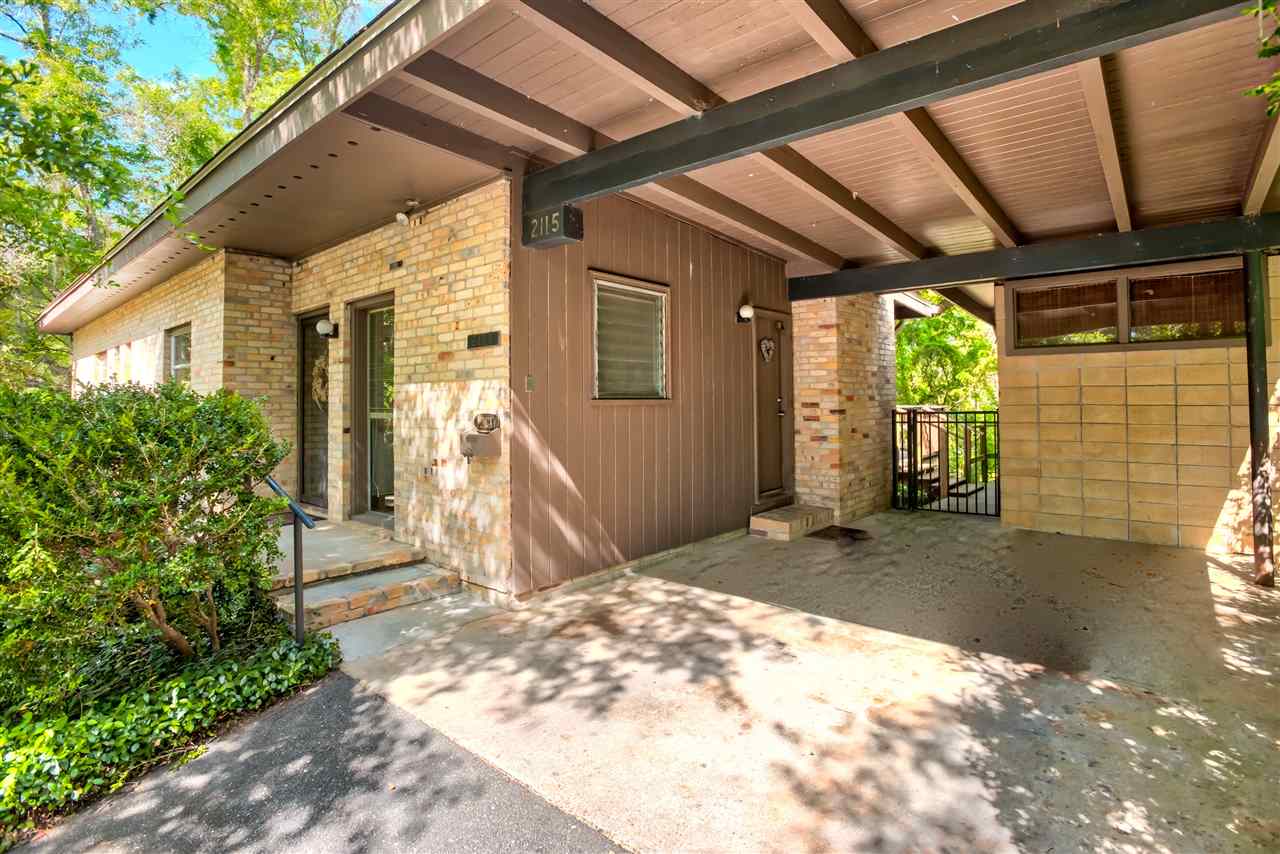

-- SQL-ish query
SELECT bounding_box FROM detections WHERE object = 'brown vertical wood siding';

[510,193,789,594]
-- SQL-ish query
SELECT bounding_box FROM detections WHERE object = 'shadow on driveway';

[24,672,618,854]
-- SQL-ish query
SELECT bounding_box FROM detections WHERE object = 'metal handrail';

[266,476,314,643]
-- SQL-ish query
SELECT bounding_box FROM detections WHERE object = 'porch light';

[315,318,339,339]
[737,304,755,324]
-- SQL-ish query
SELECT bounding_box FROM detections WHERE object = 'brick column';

[793,294,896,523]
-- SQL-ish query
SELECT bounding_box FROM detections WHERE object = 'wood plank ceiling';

[356,0,1280,292]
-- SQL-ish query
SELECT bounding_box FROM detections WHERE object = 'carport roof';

[40,0,1280,334]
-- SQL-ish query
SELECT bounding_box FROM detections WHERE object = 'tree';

[0,2,152,386]
[895,291,998,410]
[1251,2,1280,114]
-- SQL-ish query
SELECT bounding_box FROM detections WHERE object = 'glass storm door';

[367,307,395,513]
[298,314,330,507]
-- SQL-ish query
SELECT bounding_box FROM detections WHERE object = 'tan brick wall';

[224,252,298,493]
[292,180,513,590]
[997,258,1280,552]
[71,252,226,393]
[793,293,896,522]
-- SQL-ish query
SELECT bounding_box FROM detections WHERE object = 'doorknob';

[777,396,785,416]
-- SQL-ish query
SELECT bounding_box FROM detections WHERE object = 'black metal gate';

[893,408,1000,516]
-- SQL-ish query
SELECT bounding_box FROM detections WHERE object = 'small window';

[594,276,668,400]
[1015,281,1119,349]
[165,324,192,383]
[1128,270,1245,343]
[1006,260,1248,355]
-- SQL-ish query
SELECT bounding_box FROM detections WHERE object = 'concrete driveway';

[24,673,617,854]
[343,512,1280,853]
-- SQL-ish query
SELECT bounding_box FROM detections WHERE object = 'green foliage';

[1249,2,1280,114]
[895,292,998,410]
[0,382,290,712]
[0,632,340,828]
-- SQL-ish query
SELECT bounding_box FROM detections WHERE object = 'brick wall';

[291,179,513,590]
[224,252,298,493]
[793,293,896,522]
[71,252,226,392]
[997,258,1280,552]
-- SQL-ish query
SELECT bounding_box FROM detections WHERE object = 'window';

[1006,260,1247,355]
[165,324,192,383]
[593,275,668,400]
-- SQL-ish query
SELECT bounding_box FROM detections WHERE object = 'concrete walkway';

[24,673,618,854]
[341,512,1280,853]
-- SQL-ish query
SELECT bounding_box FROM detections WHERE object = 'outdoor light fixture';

[737,303,755,324]
[315,318,339,339]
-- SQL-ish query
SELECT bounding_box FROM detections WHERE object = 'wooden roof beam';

[782,0,1021,248]
[523,0,1242,218]
[509,0,925,261]
[1077,57,1132,231]
[1245,114,1280,215]
[397,55,844,269]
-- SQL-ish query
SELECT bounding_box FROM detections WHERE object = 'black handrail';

[266,476,314,643]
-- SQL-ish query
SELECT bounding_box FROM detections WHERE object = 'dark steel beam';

[523,0,1242,213]
[342,93,526,173]
[937,287,995,325]
[1244,251,1275,587]
[788,214,1280,300]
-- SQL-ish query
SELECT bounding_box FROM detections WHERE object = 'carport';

[341,511,1280,852]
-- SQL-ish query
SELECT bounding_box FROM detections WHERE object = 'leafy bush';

[0,382,289,714]
[0,632,339,828]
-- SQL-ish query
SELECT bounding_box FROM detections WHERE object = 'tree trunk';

[131,593,195,657]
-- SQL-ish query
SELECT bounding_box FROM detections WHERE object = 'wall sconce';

[315,318,339,339]
[737,303,755,324]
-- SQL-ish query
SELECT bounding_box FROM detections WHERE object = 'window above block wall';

[1002,258,1250,356]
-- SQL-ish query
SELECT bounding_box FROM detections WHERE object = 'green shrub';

[0,382,289,713]
[0,632,339,828]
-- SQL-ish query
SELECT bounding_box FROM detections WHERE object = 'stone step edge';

[275,568,461,630]
[270,548,428,591]
[748,505,835,542]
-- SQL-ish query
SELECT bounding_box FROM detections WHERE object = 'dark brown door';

[755,313,789,497]
[297,312,330,508]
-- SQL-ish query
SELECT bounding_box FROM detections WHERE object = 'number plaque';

[522,204,584,248]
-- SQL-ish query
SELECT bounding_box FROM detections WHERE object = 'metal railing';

[266,476,315,643]
[892,408,1000,517]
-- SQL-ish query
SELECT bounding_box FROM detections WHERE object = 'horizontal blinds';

[596,283,665,399]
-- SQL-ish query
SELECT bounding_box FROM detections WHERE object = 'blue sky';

[2,3,387,81]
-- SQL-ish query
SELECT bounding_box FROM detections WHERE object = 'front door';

[754,310,792,500]
[297,312,330,508]
[366,306,395,514]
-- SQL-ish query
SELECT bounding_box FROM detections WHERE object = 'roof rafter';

[396,54,844,269]
[1077,56,1132,231]
[1245,113,1280,215]
[782,0,1020,248]
[509,0,925,261]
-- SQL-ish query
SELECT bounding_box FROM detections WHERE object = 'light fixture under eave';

[737,304,755,324]
[315,318,339,339]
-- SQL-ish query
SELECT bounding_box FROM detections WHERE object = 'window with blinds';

[594,278,668,400]
[1006,261,1248,354]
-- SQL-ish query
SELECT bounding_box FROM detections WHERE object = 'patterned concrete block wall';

[291,180,513,592]
[793,293,896,522]
[70,252,226,392]
[997,258,1280,552]
[223,252,298,493]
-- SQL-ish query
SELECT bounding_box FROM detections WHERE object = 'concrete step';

[271,541,428,591]
[748,504,835,542]
[275,563,461,630]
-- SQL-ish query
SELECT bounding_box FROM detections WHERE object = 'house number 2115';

[521,203,584,248]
